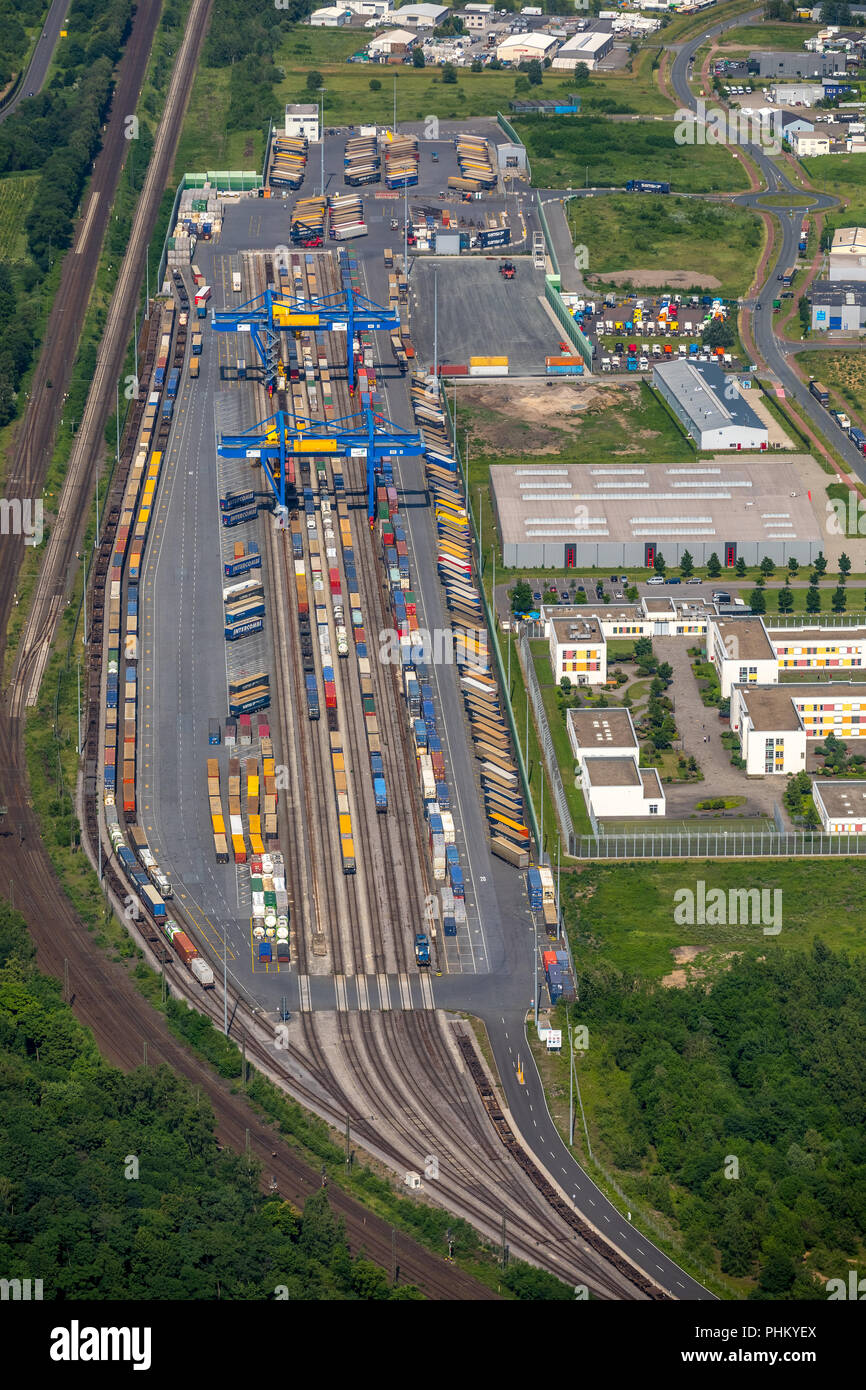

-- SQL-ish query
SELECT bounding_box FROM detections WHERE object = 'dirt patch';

[243,138,255,160]
[460,381,623,455]
[661,943,710,988]
[589,269,723,290]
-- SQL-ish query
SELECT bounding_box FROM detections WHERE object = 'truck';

[232,271,242,293]
[625,179,670,194]
[414,933,431,967]
[849,426,866,452]
[188,356,200,379]
[809,379,829,406]
[208,718,221,745]
[191,332,203,356]
[196,302,207,320]
[194,284,211,307]
[221,506,258,528]
[373,775,388,813]
[832,410,852,431]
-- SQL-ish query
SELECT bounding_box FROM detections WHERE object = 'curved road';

[669,11,866,483]
[0,0,68,124]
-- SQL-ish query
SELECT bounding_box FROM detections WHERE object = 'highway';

[0,0,68,123]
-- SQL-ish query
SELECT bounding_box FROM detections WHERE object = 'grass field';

[0,174,37,262]
[512,114,752,193]
[801,155,866,227]
[799,350,866,421]
[566,194,761,298]
[173,67,265,176]
[713,22,822,50]
[562,858,866,980]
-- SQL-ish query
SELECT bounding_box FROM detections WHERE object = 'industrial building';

[551,30,613,70]
[828,227,866,282]
[790,127,833,157]
[392,2,448,24]
[809,280,866,330]
[309,5,352,23]
[368,26,417,54]
[812,780,866,834]
[752,50,845,78]
[496,31,559,62]
[284,104,320,140]
[567,708,665,820]
[492,455,822,570]
[652,360,769,452]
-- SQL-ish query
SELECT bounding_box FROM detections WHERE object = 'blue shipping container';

[225,618,264,641]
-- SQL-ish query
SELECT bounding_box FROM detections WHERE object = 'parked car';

[532,591,542,602]
[647,576,665,585]
[666,577,682,584]
[687,576,703,584]
[560,590,570,600]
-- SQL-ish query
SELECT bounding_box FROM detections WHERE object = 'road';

[668,11,866,483]
[0,0,68,123]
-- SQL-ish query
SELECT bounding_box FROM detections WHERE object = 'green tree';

[803,802,821,830]
[832,585,848,613]
[749,587,766,614]
[839,552,852,578]
[680,550,694,577]
[707,552,721,578]
[735,556,747,578]
[777,585,794,614]
[787,557,799,575]
[442,63,457,84]
[306,70,323,93]
[525,58,543,86]
[657,661,674,687]
[471,58,482,72]
[369,78,381,91]
[412,46,425,68]
[510,579,532,614]
[814,551,827,576]
[760,555,775,577]
[806,585,821,614]
[653,551,666,575]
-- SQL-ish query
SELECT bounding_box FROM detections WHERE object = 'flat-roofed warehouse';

[653,359,769,452]
[489,457,823,569]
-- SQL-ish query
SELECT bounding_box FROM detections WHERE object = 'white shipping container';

[468,365,508,377]
[230,814,243,836]
[191,958,215,988]
[440,812,456,843]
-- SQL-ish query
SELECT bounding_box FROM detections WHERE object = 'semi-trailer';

[225,617,264,641]
[809,379,829,405]
[221,506,259,528]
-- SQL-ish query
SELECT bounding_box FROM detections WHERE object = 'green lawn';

[513,115,753,193]
[567,193,761,298]
[0,174,38,262]
[562,859,866,981]
[801,155,866,227]
[173,66,265,176]
[713,22,822,49]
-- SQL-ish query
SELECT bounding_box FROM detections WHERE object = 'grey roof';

[653,359,768,437]
[755,51,845,76]
[808,279,866,308]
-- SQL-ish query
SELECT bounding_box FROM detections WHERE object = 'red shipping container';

[258,721,270,738]
[105,746,116,766]
[438,364,468,376]
[234,846,247,865]
[173,931,198,966]
[542,950,558,969]
[396,540,408,557]
[329,567,341,594]
[354,626,366,645]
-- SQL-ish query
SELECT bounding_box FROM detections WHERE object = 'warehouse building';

[309,5,352,23]
[753,50,845,78]
[652,360,769,452]
[496,32,559,62]
[393,2,448,24]
[809,280,866,330]
[284,104,320,140]
[368,26,417,53]
[812,781,866,834]
[551,30,613,70]
[828,227,866,282]
[490,457,823,569]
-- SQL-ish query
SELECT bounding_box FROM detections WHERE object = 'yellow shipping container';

[339,813,353,839]
[469,356,508,367]
[211,814,225,834]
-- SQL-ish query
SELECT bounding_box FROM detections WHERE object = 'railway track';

[7,0,214,714]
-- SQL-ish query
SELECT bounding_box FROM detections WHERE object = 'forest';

[0,900,420,1300]
[572,942,866,1296]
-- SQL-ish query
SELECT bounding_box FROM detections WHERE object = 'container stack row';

[384,134,419,190]
[527,864,559,939]
[344,134,380,187]
[542,949,576,1004]
[270,136,308,191]
[328,193,367,241]
[290,195,326,248]
[251,850,290,964]
[409,373,532,869]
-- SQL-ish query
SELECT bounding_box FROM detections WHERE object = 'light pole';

[319,88,326,198]
[433,264,438,380]
[393,74,397,135]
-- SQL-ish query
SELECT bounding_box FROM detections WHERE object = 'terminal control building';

[652,360,769,452]
[490,457,822,569]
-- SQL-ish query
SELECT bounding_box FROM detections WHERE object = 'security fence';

[574,830,866,859]
[517,631,576,855]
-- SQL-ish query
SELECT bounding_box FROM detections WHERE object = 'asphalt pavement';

[0,0,68,123]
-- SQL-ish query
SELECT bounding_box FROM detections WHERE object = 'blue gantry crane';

[218,409,425,519]
[211,287,400,392]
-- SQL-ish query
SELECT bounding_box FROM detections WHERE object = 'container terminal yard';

[68,169,710,1301]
